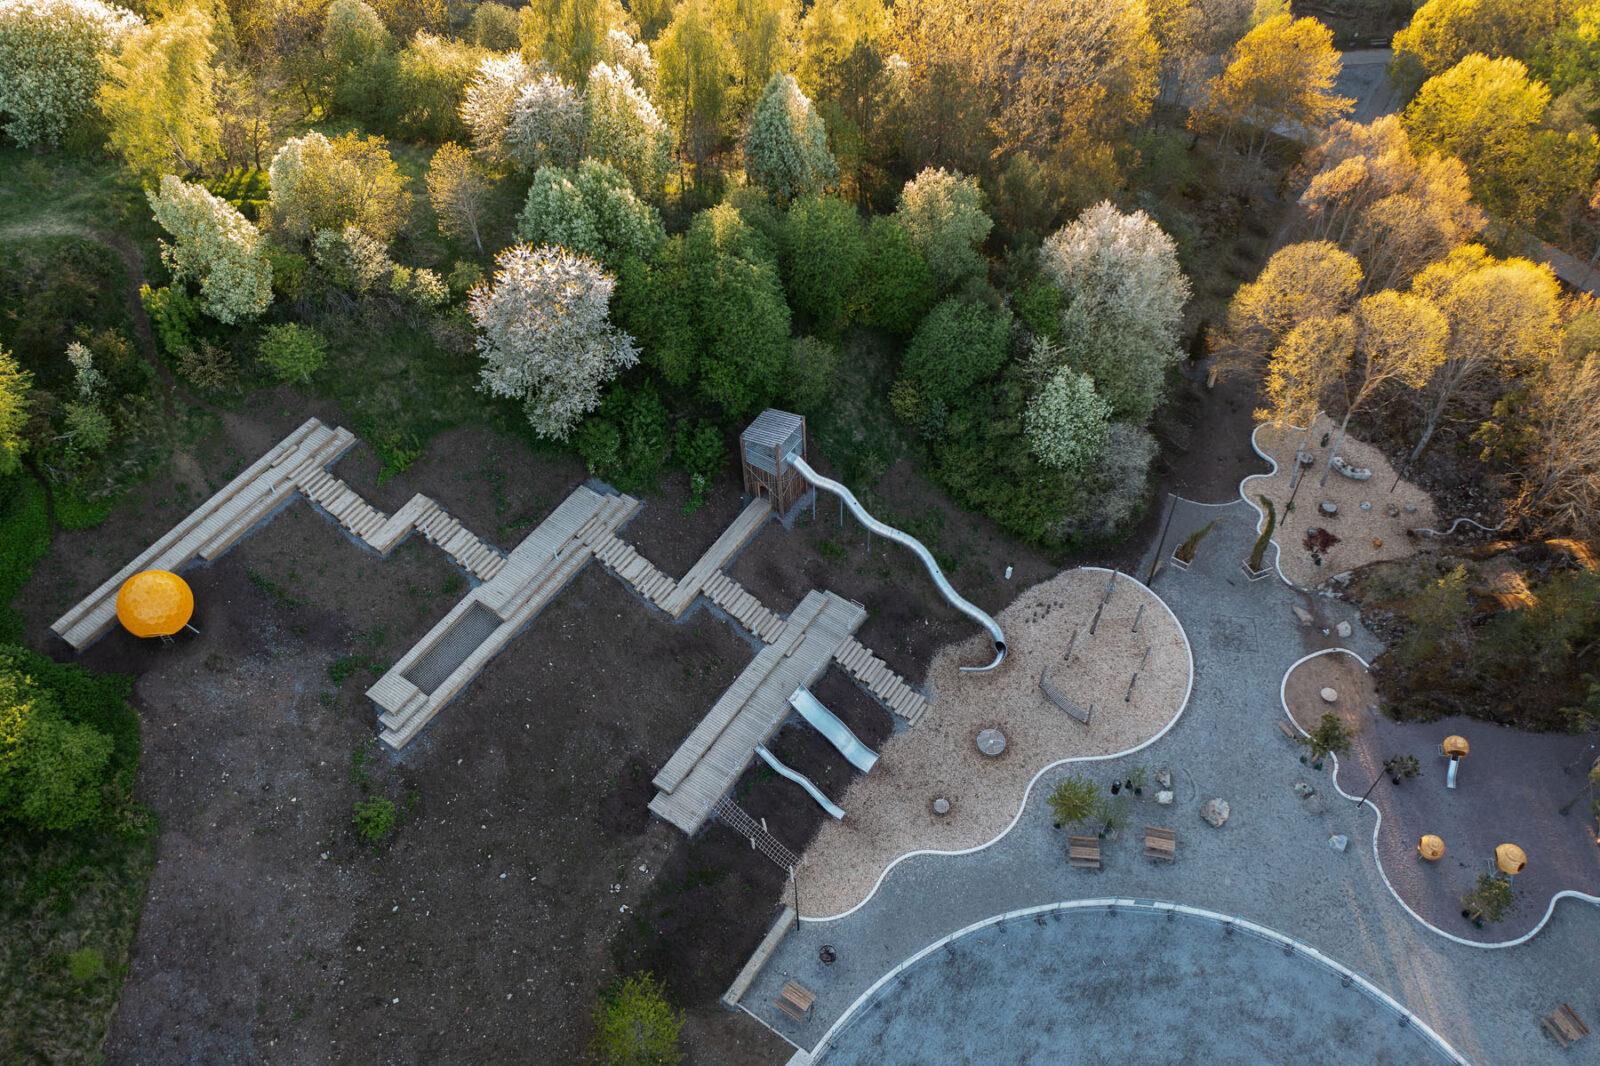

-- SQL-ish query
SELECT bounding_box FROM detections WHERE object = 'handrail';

[784,452,1007,672]
[756,745,845,820]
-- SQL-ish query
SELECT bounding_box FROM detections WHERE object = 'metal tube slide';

[790,687,879,773]
[785,452,1007,672]
[756,745,845,820]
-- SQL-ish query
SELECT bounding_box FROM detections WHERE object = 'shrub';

[257,323,328,384]
[352,796,398,843]
[148,176,274,325]
[1024,365,1111,477]
[1461,873,1513,923]
[575,416,623,477]
[467,1,519,49]
[63,401,112,453]
[389,32,482,142]
[676,419,723,513]
[1013,277,1063,342]
[900,298,1012,411]
[1248,496,1276,572]
[174,341,238,392]
[1047,774,1099,827]
[321,0,396,125]
[591,972,684,1066]
[785,336,838,415]
[0,346,30,477]
[267,130,411,245]
[140,283,200,359]
[517,160,664,268]
[0,645,121,832]
[1300,711,1351,762]
[1173,520,1215,564]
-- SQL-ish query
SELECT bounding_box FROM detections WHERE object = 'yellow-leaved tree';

[1222,241,1363,376]
[97,3,222,183]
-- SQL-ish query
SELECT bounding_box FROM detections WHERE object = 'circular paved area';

[815,903,1459,1065]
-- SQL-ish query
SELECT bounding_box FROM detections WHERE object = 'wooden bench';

[1145,825,1177,861]
[775,980,815,1021]
[1542,1003,1590,1048]
[1068,835,1101,870]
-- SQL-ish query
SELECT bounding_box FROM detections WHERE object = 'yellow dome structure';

[1495,843,1527,875]
[115,570,194,638]
[1417,835,1446,862]
[1442,735,1469,758]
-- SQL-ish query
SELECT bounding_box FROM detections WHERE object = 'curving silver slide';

[785,452,1007,672]
[756,745,845,819]
[790,688,879,772]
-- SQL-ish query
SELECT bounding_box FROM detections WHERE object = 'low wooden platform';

[832,636,929,725]
[368,488,638,749]
[649,590,865,835]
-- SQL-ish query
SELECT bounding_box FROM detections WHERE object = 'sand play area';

[1242,416,1437,588]
[797,568,1191,918]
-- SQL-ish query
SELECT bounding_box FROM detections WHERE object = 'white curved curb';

[808,898,1470,1066]
[1279,648,1600,950]
[1240,422,1299,589]
[802,567,1195,924]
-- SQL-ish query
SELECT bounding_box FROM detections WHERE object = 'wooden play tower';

[740,410,810,515]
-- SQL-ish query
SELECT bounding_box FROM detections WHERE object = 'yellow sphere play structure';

[1495,843,1527,875]
[115,570,194,638]
[1417,835,1445,862]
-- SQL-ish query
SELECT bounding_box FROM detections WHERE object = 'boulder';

[1156,790,1174,806]
[1292,781,1315,799]
[1328,834,1349,852]
[1335,620,1352,638]
[1319,687,1338,703]
[1302,791,1328,815]
[1292,605,1314,626]
[1199,798,1230,828]
[1155,768,1172,790]
[1331,455,1372,481]
[1320,501,1339,516]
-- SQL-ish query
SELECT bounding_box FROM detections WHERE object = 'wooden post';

[1089,601,1105,636]
[1131,603,1145,634]
[1063,626,1079,662]
[1125,673,1139,702]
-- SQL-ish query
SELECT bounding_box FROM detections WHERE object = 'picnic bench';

[1069,835,1102,870]
[776,980,816,1022]
[1542,1003,1590,1048]
[1145,825,1177,861]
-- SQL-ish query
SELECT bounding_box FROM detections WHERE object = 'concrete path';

[745,501,1599,1066]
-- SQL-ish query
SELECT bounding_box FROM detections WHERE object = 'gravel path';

[745,501,1600,1066]
[796,569,1190,918]
[1285,650,1600,943]
[1242,416,1437,588]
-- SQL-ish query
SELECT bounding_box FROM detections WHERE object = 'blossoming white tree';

[468,244,640,440]
[1025,363,1111,476]
[461,52,538,166]
[147,175,273,324]
[583,61,672,197]
[1040,201,1190,423]
[894,167,992,290]
[505,72,586,171]
[0,0,140,147]
[744,71,836,203]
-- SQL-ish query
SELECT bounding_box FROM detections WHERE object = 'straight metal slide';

[790,687,879,773]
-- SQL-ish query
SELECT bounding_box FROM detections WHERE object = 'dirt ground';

[12,343,1267,1064]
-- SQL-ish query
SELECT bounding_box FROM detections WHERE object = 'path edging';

[1278,647,1600,950]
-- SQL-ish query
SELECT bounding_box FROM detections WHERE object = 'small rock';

[1155,768,1172,790]
[1335,620,1352,638]
[932,797,951,816]
[1385,503,1401,518]
[1403,503,1418,515]
[1320,501,1338,516]
[1319,687,1338,703]
[1328,834,1349,852]
[1359,501,1372,511]
[1292,782,1315,799]
[1292,605,1314,626]
[1156,790,1174,806]
[1199,798,1230,828]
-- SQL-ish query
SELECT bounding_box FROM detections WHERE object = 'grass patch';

[0,476,50,643]
[246,568,305,609]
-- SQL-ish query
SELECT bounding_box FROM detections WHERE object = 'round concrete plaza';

[815,903,1461,1065]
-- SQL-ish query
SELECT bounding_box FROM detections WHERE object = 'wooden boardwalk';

[832,636,930,725]
[649,591,866,835]
[369,488,637,749]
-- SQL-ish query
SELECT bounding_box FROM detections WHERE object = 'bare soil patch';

[1241,416,1438,587]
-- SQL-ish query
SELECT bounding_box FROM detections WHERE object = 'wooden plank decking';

[649,590,865,835]
[833,636,930,725]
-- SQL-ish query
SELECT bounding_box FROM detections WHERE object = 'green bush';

[203,167,271,219]
[591,972,684,1066]
[66,947,106,983]
[139,283,201,360]
[257,324,329,385]
[899,297,1012,412]
[576,417,624,478]
[1047,774,1098,827]
[785,336,839,415]
[1461,873,1513,923]
[1013,277,1063,343]
[675,420,724,513]
[353,797,398,844]
[0,478,54,638]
